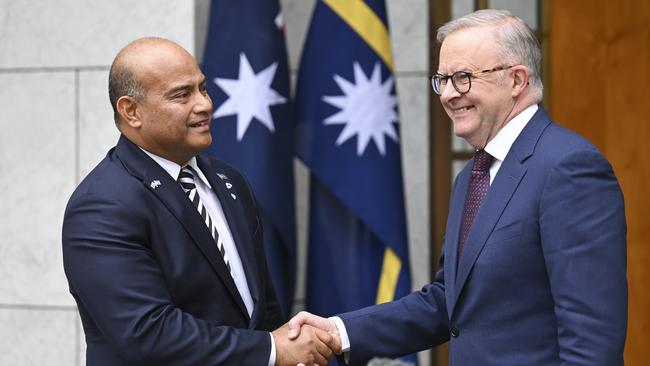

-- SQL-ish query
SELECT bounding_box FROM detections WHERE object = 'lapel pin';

[230,193,237,200]
[150,180,162,189]
[217,173,228,180]
[226,182,233,189]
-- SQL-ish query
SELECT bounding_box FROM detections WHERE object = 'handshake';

[272,311,342,366]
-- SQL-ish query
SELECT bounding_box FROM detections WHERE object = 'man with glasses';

[287,9,627,365]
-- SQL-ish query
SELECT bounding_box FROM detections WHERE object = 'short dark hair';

[108,63,145,123]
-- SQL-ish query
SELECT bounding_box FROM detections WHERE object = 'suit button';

[450,326,460,337]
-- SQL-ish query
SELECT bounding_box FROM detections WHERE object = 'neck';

[479,97,536,149]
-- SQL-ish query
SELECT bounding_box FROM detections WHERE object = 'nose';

[439,80,461,104]
[194,90,213,116]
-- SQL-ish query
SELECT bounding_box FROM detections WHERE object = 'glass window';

[451,130,474,153]
[452,0,475,19]
[452,159,469,184]
[489,0,538,30]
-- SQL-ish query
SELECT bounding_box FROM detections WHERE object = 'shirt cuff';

[330,316,351,363]
[268,332,276,366]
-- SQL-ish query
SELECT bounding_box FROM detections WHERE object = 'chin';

[197,136,212,148]
[196,143,211,153]
[455,116,482,137]
[452,124,471,140]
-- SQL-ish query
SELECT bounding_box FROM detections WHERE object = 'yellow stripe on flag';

[323,0,394,71]
[324,0,400,305]
[375,247,402,304]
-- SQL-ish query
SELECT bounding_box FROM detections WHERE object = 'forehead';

[137,45,205,91]
[438,26,500,72]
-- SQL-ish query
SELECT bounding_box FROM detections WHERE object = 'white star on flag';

[322,62,399,156]
[213,53,287,141]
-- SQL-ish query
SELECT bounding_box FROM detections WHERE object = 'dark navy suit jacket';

[339,106,627,365]
[62,135,282,365]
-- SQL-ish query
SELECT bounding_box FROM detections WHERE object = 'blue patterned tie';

[458,150,494,258]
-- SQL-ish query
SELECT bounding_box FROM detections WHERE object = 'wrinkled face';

[438,26,515,148]
[135,45,213,165]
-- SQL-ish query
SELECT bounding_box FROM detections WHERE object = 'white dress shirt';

[141,150,276,366]
[332,103,539,359]
[484,104,538,184]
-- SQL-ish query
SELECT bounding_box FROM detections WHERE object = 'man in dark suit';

[62,37,335,366]
[287,9,627,365]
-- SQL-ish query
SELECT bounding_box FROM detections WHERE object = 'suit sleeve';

[339,253,450,365]
[249,211,284,331]
[540,149,627,365]
[257,223,284,330]
[62,193,272,365]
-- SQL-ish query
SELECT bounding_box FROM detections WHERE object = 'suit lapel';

[114,136,250,320]
[450,106,552,313]
[198,155,261,324]
[444,165,471,312]
[453,158,527,301]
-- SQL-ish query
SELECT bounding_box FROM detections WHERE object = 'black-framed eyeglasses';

[431,65,515,96]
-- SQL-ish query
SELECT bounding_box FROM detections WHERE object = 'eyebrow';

[165,84,191,98]
[165,77,206,98]
[437,67,473,75]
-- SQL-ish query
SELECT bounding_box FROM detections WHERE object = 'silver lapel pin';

[150,180,162,189]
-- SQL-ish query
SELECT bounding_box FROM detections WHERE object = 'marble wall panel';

[0,0,194,69]
[387,0,429,73]
[0,307,78,366]
[194,0,212,61]
[292,159,310,312]
[281,0,316,72]
[77,311,87,366]
[0,72,76,306]
[78,70,121,180]
[396,75,431,289]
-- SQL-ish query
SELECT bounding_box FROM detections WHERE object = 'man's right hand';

[273,321,337,366]
[285,311,344,366]
[287,311,342,354]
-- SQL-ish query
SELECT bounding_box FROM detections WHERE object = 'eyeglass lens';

[432,71,472,95]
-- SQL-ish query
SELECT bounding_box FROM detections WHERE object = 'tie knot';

[472,150,493,172]
[178,166,196,192]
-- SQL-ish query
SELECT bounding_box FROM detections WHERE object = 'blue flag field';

[296,2,415,363]
[202,0,296,319]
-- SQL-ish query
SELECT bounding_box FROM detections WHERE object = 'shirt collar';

[139,149,212,188]
[484,104,538,162]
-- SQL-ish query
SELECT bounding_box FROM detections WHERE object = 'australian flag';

[202,0,296,319]
[296,0,414,362]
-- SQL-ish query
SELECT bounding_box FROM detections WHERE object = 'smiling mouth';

[189,121,210,128]
[453,106,474,112]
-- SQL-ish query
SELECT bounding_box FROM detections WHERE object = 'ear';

[116,96,142,128]
[510,65,530,98]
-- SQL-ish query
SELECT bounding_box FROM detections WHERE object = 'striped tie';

[178,166,232,274]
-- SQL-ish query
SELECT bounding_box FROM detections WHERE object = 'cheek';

[205,94,214,109]
[158,110,188,134]
[166,121,184,133]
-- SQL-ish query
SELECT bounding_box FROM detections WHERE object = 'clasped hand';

[272,311,342,366]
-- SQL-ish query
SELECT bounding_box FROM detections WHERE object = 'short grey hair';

[108,61,145,123]
[437,9,543,102]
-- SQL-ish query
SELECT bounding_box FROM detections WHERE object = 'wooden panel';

[549,0,650,363]
[430,1,451,365]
